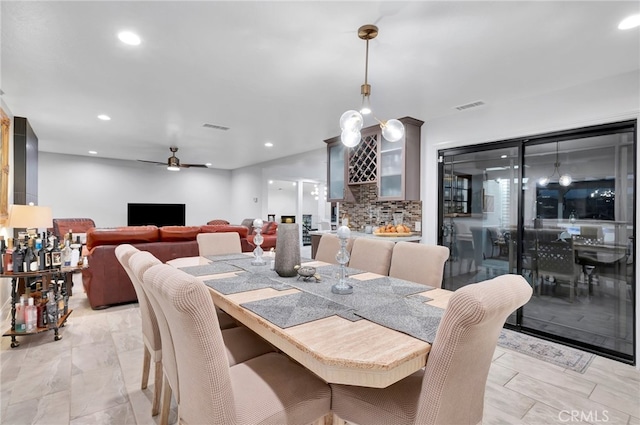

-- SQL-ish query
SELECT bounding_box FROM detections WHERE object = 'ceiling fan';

[138,147,208,171]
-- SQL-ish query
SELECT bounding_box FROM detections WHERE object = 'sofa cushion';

[160,225,202,242]
[207,219,230,225]
[200,225,249,239]
[52,218,96,239]
[260,221,278,235]
[87,226,160,250]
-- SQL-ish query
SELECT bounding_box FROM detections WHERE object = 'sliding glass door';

[438,120,636,363]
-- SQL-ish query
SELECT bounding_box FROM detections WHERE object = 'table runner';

[203,273,292,295]
[178,262,242,276]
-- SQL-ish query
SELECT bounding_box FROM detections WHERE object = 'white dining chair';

[197,232,242,256]
[129,250,277,425]
[314,233,353,264]
[389,242,450,288]
[331,274,533,425]
[114,244,163,417]
[348,237,395,275]
[143,262,332,425]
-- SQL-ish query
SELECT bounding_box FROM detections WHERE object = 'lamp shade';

[7,204,53,229]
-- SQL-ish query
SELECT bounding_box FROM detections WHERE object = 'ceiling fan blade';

[181,163,209,168]
[138,159,165,165]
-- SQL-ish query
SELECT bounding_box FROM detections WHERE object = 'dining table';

[167,254,453,388]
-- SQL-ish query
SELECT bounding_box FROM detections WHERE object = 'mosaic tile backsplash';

[340,183,422,233]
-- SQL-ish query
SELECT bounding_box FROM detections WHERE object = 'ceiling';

[2,1,638,170]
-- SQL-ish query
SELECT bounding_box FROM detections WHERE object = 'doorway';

[438,120,636,363]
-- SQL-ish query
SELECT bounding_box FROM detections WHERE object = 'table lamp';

[8,203,53,237]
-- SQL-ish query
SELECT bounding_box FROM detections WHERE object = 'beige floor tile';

[111,328,144,353]
[3,389,70,425]
[8,353,71,404]
[522,402,593,425]
[70,366,128,419]
[628,415,640,425]
[506,374,630,424]
[69,401,137,425]
[71,340,119,375]
[484,380,536,418]
[482,402,526,424]
[589,382,640,418]
[495,351,596,397]
[487,362,518,386]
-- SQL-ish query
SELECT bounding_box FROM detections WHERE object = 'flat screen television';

[127,203,186,227]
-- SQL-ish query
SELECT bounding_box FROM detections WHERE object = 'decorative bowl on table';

[373,224,413,237]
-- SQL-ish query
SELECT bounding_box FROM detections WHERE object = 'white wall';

[39,152,233,227]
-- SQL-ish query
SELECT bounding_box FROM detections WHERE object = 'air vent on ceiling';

[454,100,485,111]
[202,123,230,131]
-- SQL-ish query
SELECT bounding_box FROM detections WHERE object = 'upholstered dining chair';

[143,262,332,425]
[114,244,163,417]
[129,251,277,425]
[315,233,354,264]
[331,274,533,425]
[348,237,395,275]
[388,242,450,288]
[197,231,242,256]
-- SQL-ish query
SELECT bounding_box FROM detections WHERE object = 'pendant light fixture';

[339,24,404,147]
[538,142,572,187]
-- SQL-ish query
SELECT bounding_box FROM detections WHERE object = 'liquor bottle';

[25,297,37,332]
[39,243,48,271]
[12,239,25,273]
[15,296,26,332]
[5,238,14,273]
[46,290,58,329]
[62,240,72,267]
[24,238,38,272]
[51,238,62,268]
[0,238,5,274]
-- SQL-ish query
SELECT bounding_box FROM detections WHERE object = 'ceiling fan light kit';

[138,146,209,171]
[339,24,404,147]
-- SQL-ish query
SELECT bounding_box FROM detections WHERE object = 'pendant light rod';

[359,24,377,97]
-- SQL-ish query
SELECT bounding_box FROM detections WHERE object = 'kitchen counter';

[309,230,422,259]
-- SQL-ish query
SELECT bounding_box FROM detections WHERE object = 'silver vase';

[274,223,300,277]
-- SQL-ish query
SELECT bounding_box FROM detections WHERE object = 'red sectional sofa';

[82,223,275,309]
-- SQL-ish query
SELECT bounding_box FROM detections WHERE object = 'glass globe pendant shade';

[341,129,362,147]
[381,119,405,142]
[537,176,549,187]
[339,110,364,132]
[559,174,572,187]
[360,95,372,115]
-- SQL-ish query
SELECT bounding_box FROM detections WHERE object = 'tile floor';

[1,273,639,425]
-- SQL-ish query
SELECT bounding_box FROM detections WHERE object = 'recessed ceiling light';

[118,31,141,45]
[97,114,111,121]
[501,154,508,159]
[619,14,640,30]
[88,150,98,155]
[269,180,273,184]
[264,142,273,147]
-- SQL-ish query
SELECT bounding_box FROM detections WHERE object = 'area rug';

[497,329,595,373]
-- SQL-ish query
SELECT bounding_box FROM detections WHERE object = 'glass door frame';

[437,119,637,365]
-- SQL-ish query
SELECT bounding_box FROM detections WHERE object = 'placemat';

[203,273,292,295]
[225,257,274,274]
[355,299,444,343]
[351,276,435,297]
[204,253,252,262]
[179,262,242,276]
[240,292,355,328]
[315,264,364,278]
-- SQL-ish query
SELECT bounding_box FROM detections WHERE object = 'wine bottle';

[0,238,5,274]
[12,239,25,273]
[51,238,62,268]
[5,238,14,273]
[25,238,38,272]
[62,240,72,267]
